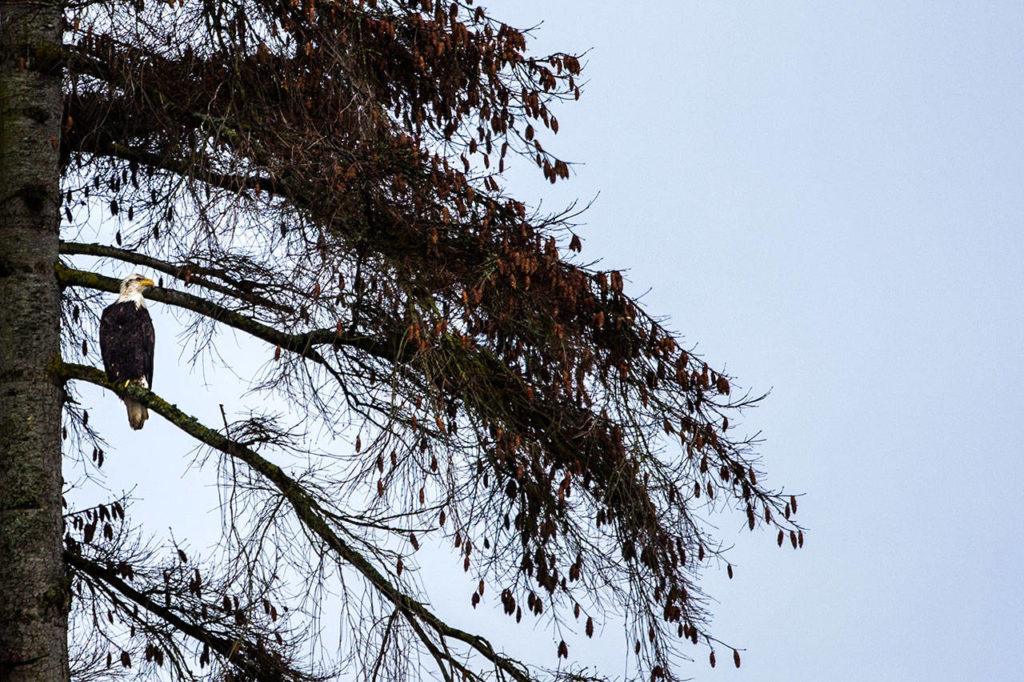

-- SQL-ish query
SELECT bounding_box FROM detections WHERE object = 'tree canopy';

[3,0,803,680]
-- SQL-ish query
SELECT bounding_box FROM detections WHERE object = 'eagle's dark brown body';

[100,298,155,429]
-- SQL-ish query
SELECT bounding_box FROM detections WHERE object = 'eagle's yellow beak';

[139,278,156,288]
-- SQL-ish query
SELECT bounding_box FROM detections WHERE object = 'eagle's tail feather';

[125,398,148,430]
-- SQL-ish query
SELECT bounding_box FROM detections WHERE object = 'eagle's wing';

[99,304,121,383]
[99,302,155,386]
[140,306,155,388]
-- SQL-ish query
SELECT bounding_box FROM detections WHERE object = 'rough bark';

[0,0,69,679]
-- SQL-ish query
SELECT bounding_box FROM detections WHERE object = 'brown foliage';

[55,1,803,680]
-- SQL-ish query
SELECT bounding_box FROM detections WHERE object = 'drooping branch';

[49,1,804,678]
[58,259,800,651]
[66,551,313,681]
[60,362,538,682]
[56,261,677,544]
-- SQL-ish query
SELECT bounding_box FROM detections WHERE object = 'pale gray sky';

[71,2,1024,680]
[492,2,1024,680]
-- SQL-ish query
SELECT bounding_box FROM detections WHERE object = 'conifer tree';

[1,1,804,679]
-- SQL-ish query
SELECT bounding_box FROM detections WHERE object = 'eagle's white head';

[117,273,155,308]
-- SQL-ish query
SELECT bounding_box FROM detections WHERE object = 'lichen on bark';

[0,1,70,680]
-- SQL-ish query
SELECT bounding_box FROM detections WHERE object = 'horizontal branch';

[60,362,533,682]
[56,262,398,365]
[75,131,284,203]
[59,241,293,313]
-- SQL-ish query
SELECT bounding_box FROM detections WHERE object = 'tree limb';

[56,262,393,363]
[65,551,308,680]
[59,241,294,313]
[60,362,535,682]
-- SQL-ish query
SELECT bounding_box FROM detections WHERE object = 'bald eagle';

[100,274,156,430]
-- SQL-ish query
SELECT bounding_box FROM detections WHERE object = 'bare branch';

[61,362,538,682]
[59,241,293,313]
[66,551,313,681]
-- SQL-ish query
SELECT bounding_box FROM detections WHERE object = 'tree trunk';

[0,1,69,680]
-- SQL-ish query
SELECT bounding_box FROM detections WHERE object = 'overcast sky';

[490,2,1024,680]
[73,2,1024,681]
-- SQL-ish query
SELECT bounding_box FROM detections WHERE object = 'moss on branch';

[59,361,533,682]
